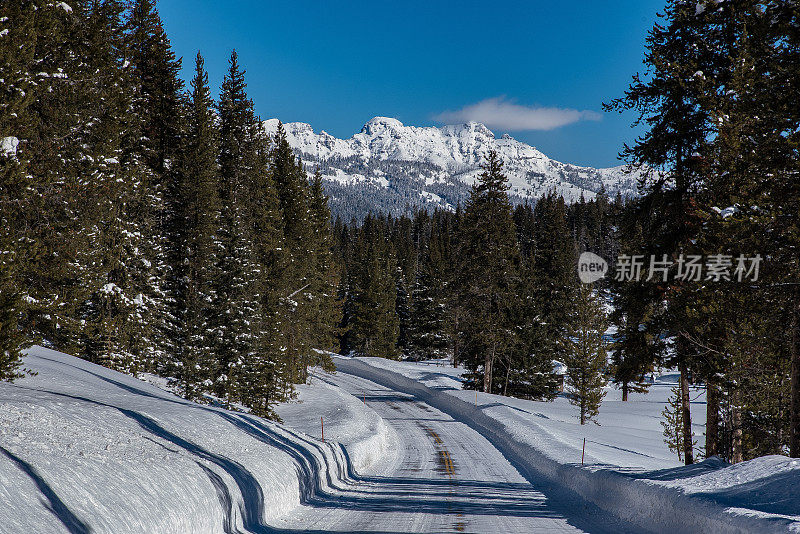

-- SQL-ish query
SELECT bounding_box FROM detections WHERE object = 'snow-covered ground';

[3,347,797,533]
[356,357,705,470]
[274,369,399,475]
[338,356,800,533]
[0,347,392,533]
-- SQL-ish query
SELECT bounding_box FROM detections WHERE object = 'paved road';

[275,371,590,534]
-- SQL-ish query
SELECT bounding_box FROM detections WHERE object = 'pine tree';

[456,151,520,393]
[270,122,320,383]
[407,234,449,361]
[609,219,661,401]
[345,216,400,359]
[0,1,38,380]
[127,0,186,372]
[563,284,608,425]
[72,0,158,376]
[661,385,695,462]
[504,201,565,400]
[245,114,290,414]
[306,170,341,357]
[392,215,416,354]
[604,0,716,464]
[532,193,578,366]
[211,50,261,402]
[171,52,220,399]
[504,251,561,400]
[6,1,94,356]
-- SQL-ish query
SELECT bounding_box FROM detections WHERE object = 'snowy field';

[356,357,705,470]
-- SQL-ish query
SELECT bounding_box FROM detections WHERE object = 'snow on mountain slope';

[263,117,641,219]
[0,347,393,534]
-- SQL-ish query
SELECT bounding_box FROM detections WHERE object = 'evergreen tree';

[605,0,716,464]
[74,0,158,375]
[407,233,449,361]
[344,216,400,359]
[392,215,416,354]
[532,193,578,374]
[8,0,93,356]
[0,0,38,380]
[244,112,288,416]
[661,385,696,462]
[563,284,608,425]
[210,50,261,402]
[609,218,661,400]
[306,170,341,356]
[127,0,186,372]
[457,151,520,393]
[270,123,318,383]
[171,52,220,399]
[505,252,561,400]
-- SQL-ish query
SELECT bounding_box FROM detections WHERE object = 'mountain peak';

[361,116,404,135]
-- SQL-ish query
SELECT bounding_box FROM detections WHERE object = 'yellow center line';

[423,425,463,532]
[424,426,455,475]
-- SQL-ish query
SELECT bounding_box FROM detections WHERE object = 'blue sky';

[159,0,666,168]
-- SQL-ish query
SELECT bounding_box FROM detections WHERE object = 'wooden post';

[582,438,586,466]
[321,417,324,442]
[475,390,478,406]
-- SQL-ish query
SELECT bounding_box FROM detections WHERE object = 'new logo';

[578,252,608,284]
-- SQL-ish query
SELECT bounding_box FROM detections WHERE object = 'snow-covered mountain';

[262,117,640,219]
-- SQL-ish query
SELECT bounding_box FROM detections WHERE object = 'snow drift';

[0,347,392,534]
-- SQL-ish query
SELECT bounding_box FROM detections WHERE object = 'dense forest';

[0,0,339,418]
[2,0,799,466]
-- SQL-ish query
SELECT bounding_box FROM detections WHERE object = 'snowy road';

[276,371,624,534]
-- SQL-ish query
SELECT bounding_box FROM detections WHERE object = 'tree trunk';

[791,292,800,457]
[731,389,743,463]
[679,363,694,465]
[451,314,460,368]
[580,370,587,424]
[483,340,495,393]
[706,378,720,458]
[622,381,628,402]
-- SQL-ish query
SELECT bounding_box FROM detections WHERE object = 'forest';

[1,0,798,465]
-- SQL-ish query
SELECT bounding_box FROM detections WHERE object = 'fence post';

[582,438,586,465]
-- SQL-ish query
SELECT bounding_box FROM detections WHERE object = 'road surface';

[274,371,627,534]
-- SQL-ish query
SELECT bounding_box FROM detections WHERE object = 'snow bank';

[335,356,800,533]
[274,369,398,474]
[0,347,384,533]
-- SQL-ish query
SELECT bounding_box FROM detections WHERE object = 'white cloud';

[434,96,602,131]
